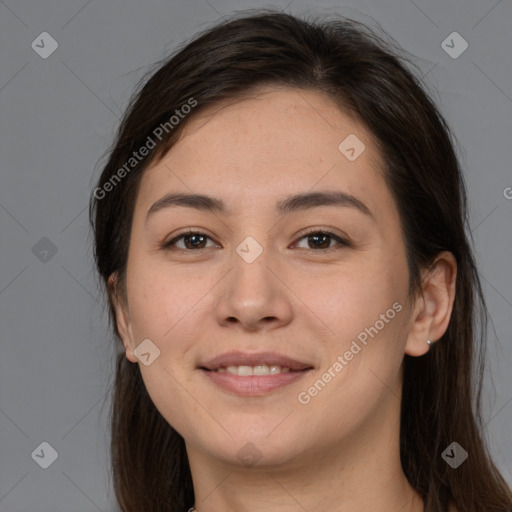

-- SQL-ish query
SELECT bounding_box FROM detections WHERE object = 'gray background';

[0,0,511,510]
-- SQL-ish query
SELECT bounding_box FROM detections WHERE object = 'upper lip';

[199,351,314,371]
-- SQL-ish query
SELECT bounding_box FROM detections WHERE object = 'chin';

[194,429,306,469]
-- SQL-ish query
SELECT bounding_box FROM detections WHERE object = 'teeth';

[236,365,253,376]
[219,365,291,376]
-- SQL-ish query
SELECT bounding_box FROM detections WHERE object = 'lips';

[198,350,314,372]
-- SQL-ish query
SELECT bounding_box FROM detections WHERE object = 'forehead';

[136,87,393,219]
[174,87,377,168]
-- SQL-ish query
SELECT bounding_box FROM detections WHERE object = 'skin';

[111,87,457,512]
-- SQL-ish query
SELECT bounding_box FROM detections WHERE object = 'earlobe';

[108,272,138,364]
[404,251,457,357]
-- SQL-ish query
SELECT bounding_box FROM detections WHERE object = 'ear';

[405,251,457,357]
[108,272,138,363]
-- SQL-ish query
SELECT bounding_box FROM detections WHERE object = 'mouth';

[201,364,306,376]
[199,350,314,372]
[198,351,314,395]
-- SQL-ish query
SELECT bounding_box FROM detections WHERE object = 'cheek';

[295,304,408,444]
[126,258,206,342]
[297,251,408,342]
[125,269,210,436]
[295,252,410,401]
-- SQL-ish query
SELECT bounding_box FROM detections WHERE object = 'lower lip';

[200,369,311,395]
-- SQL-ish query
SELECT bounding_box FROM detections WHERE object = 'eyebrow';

[145,190,373,224]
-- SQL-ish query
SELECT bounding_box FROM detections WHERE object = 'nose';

[213,246,294,333]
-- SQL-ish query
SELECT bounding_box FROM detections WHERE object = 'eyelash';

[160,228,350,253]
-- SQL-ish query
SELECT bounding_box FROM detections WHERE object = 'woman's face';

[114,87,419,469]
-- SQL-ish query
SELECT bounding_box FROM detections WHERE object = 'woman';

[89,9,512,512]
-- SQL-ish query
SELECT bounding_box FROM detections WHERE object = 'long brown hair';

[89,9,512,512]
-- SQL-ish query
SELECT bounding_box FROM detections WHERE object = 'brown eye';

[294,230,349,251]
[162,231,217,251]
